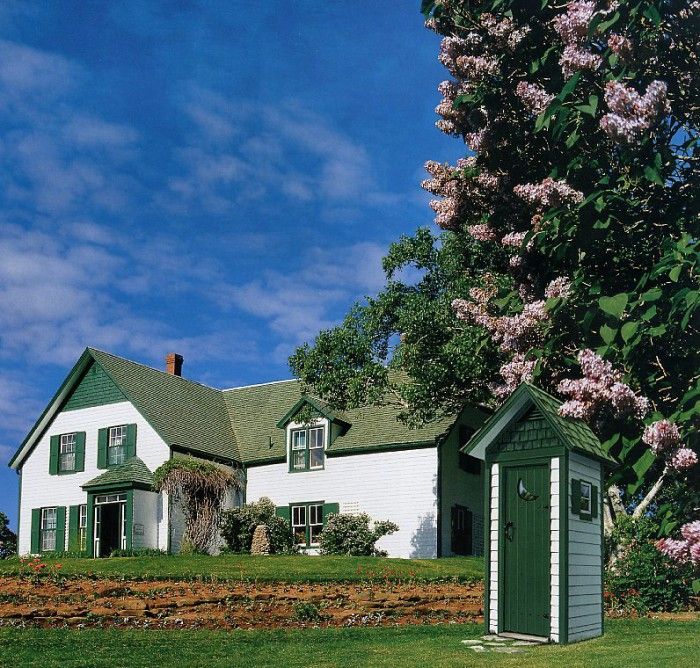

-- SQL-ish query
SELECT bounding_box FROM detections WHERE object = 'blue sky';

[0,2,464,529]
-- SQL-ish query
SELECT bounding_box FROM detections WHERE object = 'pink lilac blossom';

[495,355,536,398]
[600,80,670,144]
[544,277,572,299]
[670,448,698,471]
[501,231,528,247]
[608,33,633,60]
[515,81,555,115]
[681,521,700,544]
[656,538,691,564]
[467,224,497,241]
[642,419,681,454]
[480,13,530,51]
[557,349,649,422]
[691,541,700,565]
[559,44,603,78]
[465,128,488,152]
[514,177,584,210]
[455,55,500,81]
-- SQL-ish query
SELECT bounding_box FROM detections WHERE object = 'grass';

[0,554,484,583]
[0,619,697,667]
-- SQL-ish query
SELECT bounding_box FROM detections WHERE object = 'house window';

[291,503,324,547]
[59,433,77,472]
[290,426,325,471]
[108,425,127,466]
[579,481,592,516]
[78,504,87,551]
[41,507,57,552]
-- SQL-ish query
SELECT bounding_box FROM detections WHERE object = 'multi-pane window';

[291,503,324,547]
[41,507,57,552]
[290,426,324,471]
[108,425,127,466]
[78,504,87,551]
[59,433,76,472]
[579,481,592,515]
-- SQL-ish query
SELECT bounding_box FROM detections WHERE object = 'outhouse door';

[502,463,550,637]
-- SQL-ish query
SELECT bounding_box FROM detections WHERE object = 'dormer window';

[59,433,77,472]
[290,425,325,471]
[108,425,127,466]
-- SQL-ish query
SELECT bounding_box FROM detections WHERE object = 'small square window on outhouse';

[571,478,598,521]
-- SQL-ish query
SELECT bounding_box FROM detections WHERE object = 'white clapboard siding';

[488,463,499,632]
[550,457,560,642]
[568,452,603,639]
[246,446,439,558]
[132,490,160,551]
[18,401,171,554]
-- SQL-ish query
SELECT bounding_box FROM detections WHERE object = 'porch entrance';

[93,493,127,557]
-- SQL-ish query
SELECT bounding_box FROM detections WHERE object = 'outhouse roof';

[463,383,617,466]
[82,456,155,490]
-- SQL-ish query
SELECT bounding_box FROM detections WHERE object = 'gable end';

[63,361,127,411]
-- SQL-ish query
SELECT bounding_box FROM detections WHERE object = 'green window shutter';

[68,505,80,551]
[31,508,41,553]
[571,478,581,515]
[75,432,86,472]
[55,506,66,552]
[275,506,291,524]
[97,428,108,468]
[322,502,339,525]
[126,424,137,459]
[591,485,599,519]
[49,436,60,475]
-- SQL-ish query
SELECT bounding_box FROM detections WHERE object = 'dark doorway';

[98,504,121,557]
[451,505,473,555]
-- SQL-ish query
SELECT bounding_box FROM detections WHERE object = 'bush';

[0,512,17,559]
[293,601,325,622]
[318,513,398,556]
[606,517,694,613]
[109,548,168,558]
[220,497,295,555]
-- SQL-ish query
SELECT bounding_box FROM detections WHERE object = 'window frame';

[41,507,58,552]
[289,501,325,548]
[108,425,128,467]
[78,504,88,552]
[59,432,77,473]
[288,424,326,472]
[579,480,592,517]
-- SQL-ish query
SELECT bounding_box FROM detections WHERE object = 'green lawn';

[0,554,483,583]
[0,619,697,668]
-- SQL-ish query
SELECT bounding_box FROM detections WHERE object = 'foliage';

[18,556,64,585]
[318,513,399,557]
[605,517,694,612]
[0,512,16,559]
[292,0,699,534]
[292,600,326,623]
[153,457,239,554]
[219,497,295,555]
[109,548,168,558]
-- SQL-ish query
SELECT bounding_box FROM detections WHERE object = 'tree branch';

[632,466,668,519]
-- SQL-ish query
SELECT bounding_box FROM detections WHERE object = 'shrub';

[109,548,168,558]
[605,516,694,613]
[318,513,398,556]
[293,601,324,623]
[0,512,17,559]
[220,497,295,555]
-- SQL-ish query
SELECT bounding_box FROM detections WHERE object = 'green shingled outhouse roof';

[82,456,155,490]
[463,383,617,466]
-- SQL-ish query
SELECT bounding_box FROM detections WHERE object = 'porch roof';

[82,456,155,491]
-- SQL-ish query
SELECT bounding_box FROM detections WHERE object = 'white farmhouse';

[10,348,489,558]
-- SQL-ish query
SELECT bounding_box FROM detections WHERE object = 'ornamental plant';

[291,0,699,556]
[219,497,295,555]
[153,458,240,554]
[318,513,399,557]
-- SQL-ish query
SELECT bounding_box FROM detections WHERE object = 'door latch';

[504,521,514,541]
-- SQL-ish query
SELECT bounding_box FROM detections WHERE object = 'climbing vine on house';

[291,0,699,558]
[153,458,240,553]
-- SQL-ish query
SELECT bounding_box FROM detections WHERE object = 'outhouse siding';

[488,463,499,632]
[18,401,170,554]
[246,447,439,558]
[568,452,603,642]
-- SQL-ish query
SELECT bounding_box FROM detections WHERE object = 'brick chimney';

[166,353,183,376]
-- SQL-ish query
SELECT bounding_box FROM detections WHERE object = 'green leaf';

[693,579,700,595]
[642,305,657,321]
[644,5,661,26]
[600,324,617,344]
[621,321,639,342]
[644,165,664,185]
[565,130,580,148]
[575,95,598,116]
[669,265,682,282]
[628,449,656,493]
[641,288,663,302]
[597,10,620,33]
[557,72,580,101]
[599,293,628,319]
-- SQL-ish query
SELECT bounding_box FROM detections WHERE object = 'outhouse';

[463,383,615,644]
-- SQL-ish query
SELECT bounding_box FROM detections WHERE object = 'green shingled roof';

[222,380,471,465]
[82,456,154,490]
[89,348,239,462]
[464,383,616,466]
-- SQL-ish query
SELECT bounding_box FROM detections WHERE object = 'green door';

[502,463,550,637]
